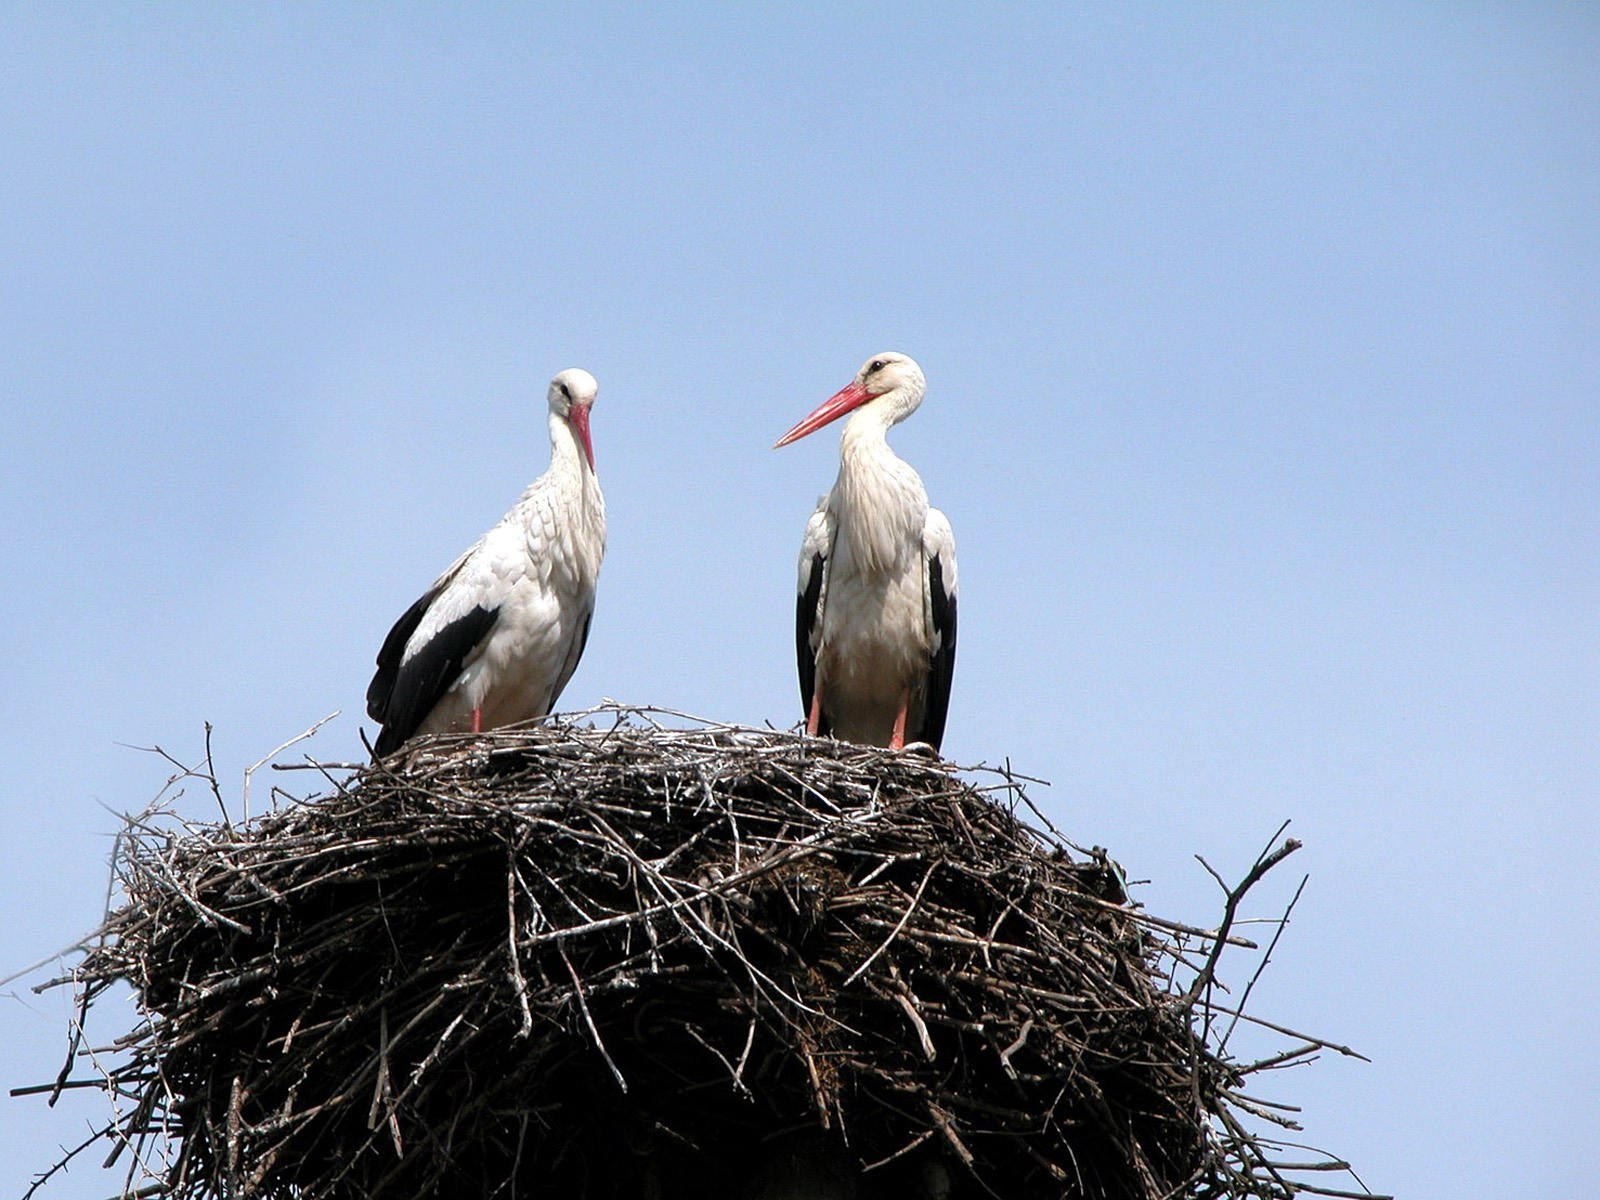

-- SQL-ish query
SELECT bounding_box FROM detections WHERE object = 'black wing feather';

[369,600,498,757]
[367,584,442,721]
[796,550,830,736]
[915,551,957,751]
[546,606,593,714]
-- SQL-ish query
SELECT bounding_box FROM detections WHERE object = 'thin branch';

[19,707,1372,1200]
[1180,825,1302,1012]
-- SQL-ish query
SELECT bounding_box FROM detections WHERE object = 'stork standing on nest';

[775,352,958,752]
[366,368,606,757]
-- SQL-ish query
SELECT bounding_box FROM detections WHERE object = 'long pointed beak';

[773,381,873,449]
[569,404,596,472]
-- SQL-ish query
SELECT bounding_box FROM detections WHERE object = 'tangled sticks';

[27,709,1380,1200]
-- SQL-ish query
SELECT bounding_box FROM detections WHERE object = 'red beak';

[773,381,873,449]
[569,404,596,472]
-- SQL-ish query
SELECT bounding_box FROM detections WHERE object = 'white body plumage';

[366,368,605,757]
[779,353,958,751]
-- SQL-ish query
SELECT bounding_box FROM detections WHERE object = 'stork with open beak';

[775,352,958,752]
[366,368,606,758]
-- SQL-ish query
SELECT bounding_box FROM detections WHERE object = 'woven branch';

[19,706,1384,1200]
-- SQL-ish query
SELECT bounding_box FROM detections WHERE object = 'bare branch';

[14,707,1379,1200]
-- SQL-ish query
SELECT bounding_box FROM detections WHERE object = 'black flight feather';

[547,607,593,714]
[367,585,442,722]
[916,551,957,751]
[795,550,830,736]
[370,599,498,757]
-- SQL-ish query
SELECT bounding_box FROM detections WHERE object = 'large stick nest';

[29,709,1377,1200]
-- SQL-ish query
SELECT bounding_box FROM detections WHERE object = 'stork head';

[549,367,598,472]
[774,352,926,448]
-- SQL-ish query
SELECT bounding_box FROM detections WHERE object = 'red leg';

[889,689,910,750]
[471,707,483,734]
[806,682,825,736]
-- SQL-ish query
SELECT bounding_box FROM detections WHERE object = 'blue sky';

[2,6,1595,1197]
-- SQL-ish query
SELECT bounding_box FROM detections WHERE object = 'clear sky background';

[2,6,1594,1198]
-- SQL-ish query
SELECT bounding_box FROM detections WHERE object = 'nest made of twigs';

[30,708,1378,1200]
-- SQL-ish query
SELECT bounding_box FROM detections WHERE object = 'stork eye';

[868,359,886,374]
[558,382,571,398]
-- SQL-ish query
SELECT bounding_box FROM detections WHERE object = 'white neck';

[832,399,926,576]
[521,409,606,584]
[532,411,604,535]
[840,394,897,451]
[545,411,593,486]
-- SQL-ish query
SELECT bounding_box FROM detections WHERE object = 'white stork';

[366,368,606,757]
[775,352,958,752]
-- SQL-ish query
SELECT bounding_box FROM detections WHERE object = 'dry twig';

[15,706,1383,1200]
